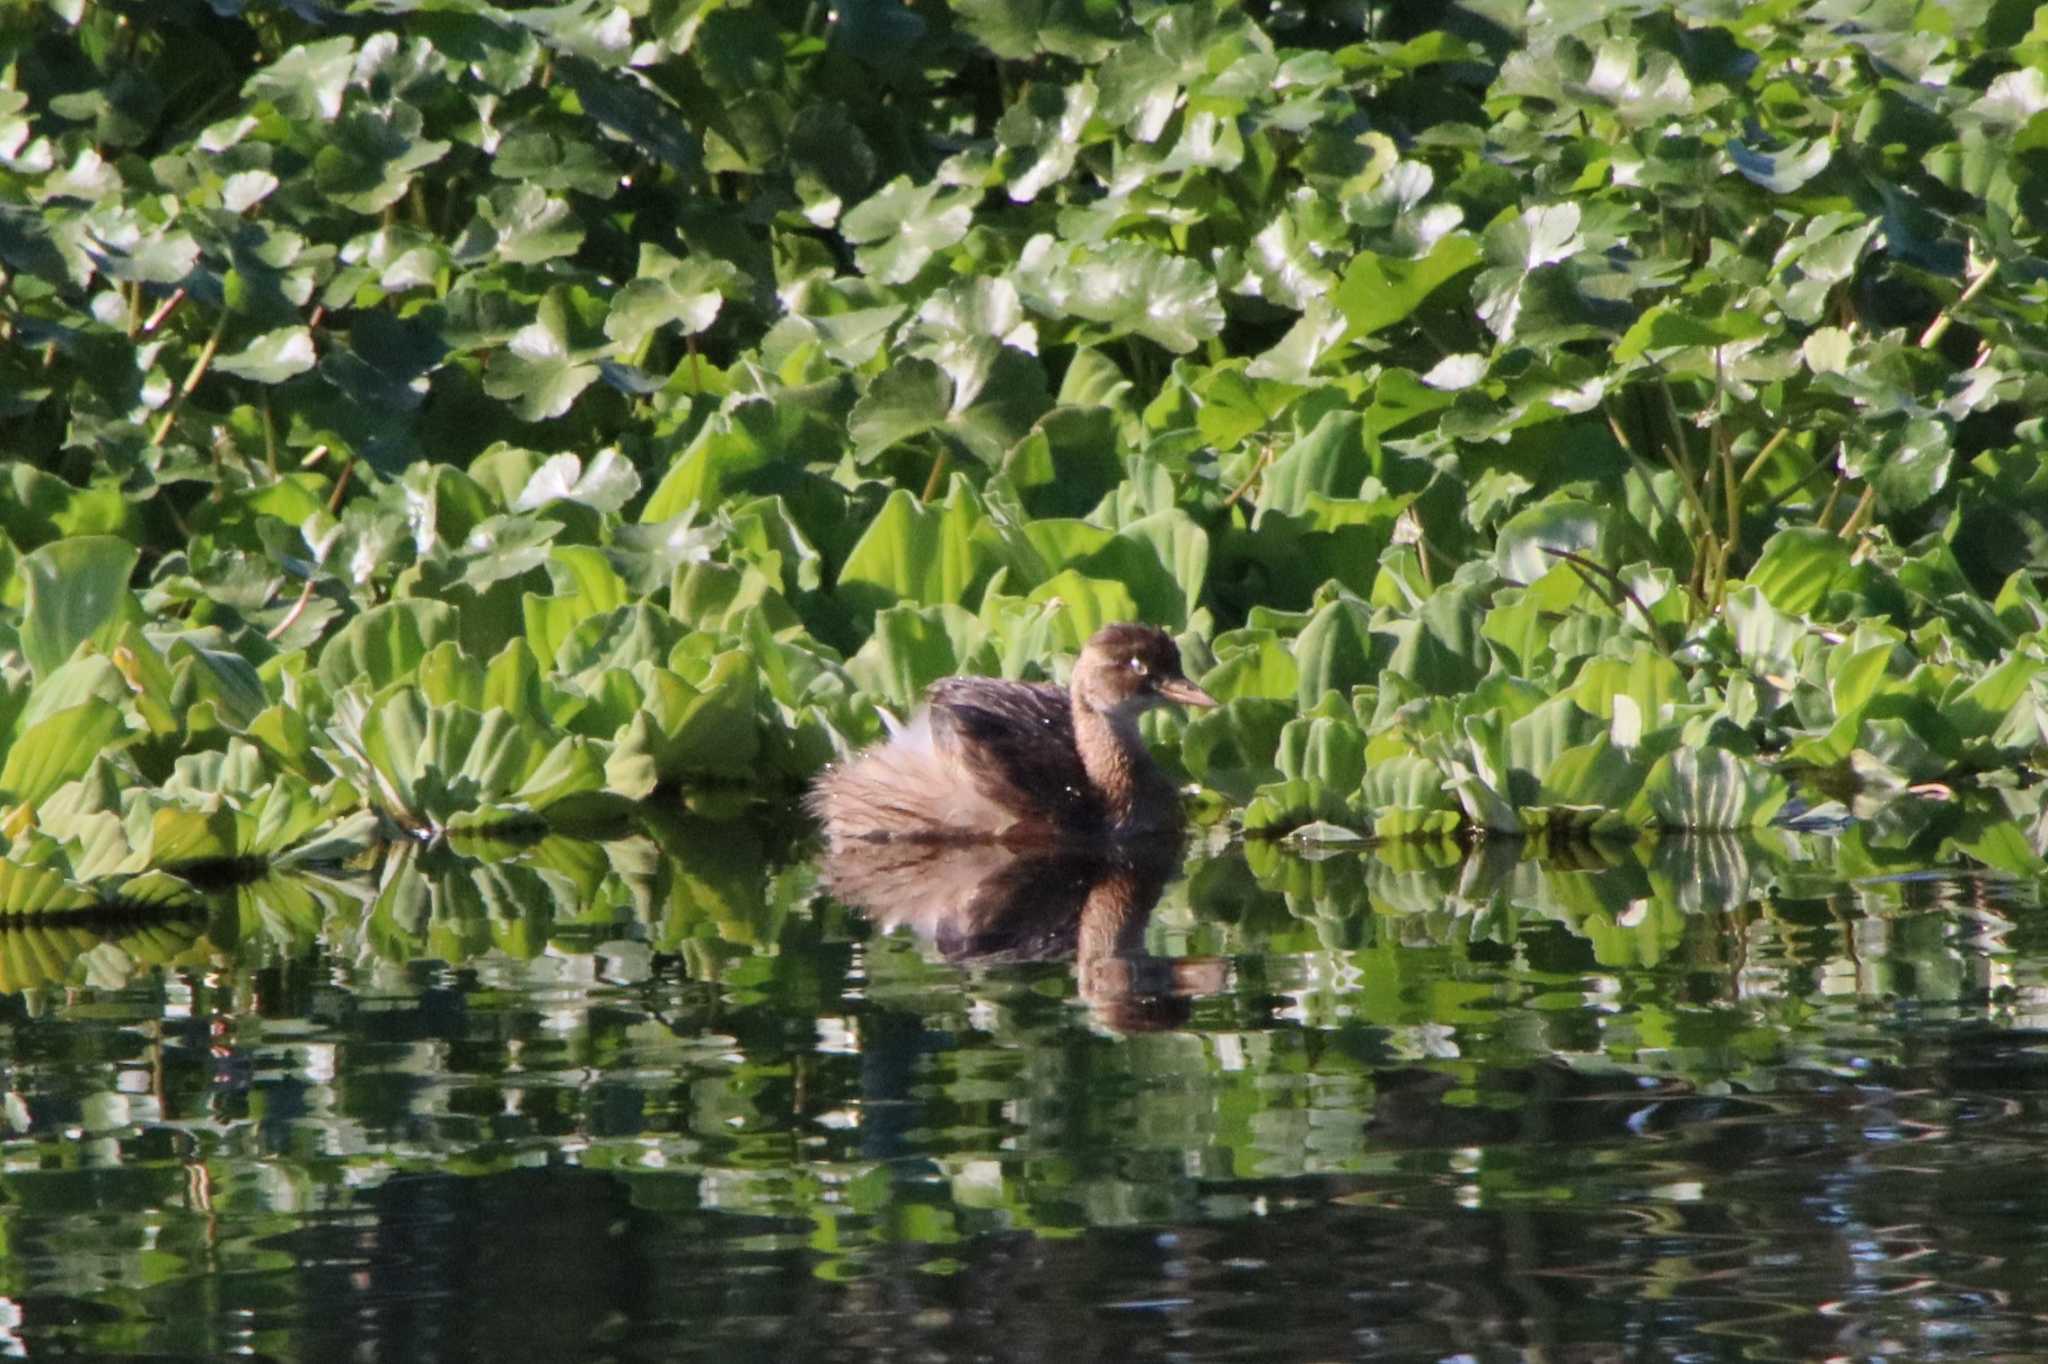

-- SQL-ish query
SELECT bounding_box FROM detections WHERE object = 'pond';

[5,809,2048,1361]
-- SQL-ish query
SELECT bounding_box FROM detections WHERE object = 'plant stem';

[1736,428,1789,490]
[1605,403,1682,539]
[1920,258,1999,350]
[1836,485,1877,540]
[327,453,356,513]
[1759,458,1835,519]
[150,309,229,447]
[920,448,950,503]
[1815,472,1844,530]
[1219,443,1274,510]
[1541,546,1670,655]
[1719,426,1741,604]
[265,578,318,642]
[1657,379,1697,485]
[1645,380,1717,601]
[143,287,186,334]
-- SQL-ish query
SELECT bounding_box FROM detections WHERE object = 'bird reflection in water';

[818,835,1226,1033]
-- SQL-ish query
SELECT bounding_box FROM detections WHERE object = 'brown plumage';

[807,622,1216,844]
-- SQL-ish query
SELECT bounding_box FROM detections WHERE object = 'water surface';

[6,823,2048,1360]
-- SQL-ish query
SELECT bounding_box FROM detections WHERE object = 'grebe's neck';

[1071,693,1171,830]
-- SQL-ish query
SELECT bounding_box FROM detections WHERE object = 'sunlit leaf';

[836,485,993,618]
[1744,527,1849,616]
[459,184,585,266]
[514,449,641,514]
[242,36,354,121]
[483,294,602,421]
[843,177,977,284]
[1332,235,1482,340]
[1293,597,1381,708]
[214,326,317,383]
[19,536,138,681]
[1614,304,1769,364]
[1728,136,1833,193]
[1017,236,1224,353]
[316,599,460,694]
[0,700,128,806]
[1631,748,1787,831]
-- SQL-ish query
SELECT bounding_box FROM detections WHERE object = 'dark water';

[7,823,2048,1361]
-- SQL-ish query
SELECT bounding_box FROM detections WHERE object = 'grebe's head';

[1070,623,1216,717]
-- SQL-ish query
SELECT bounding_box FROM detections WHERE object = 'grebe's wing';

[925,678,1098,830]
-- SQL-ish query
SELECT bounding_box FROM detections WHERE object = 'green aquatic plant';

[0,0,2046,870]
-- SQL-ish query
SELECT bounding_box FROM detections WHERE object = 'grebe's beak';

[1157,676,1217,708]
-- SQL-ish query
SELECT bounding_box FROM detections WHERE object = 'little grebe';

[807,622,1216,844]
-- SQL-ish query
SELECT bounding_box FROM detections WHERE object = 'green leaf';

[1745,527,1850,616]
[1025,569,1141,643]
[604,653,762,796]
[483,295,602,421]
[1539,736,1646,815]
[787,100,880,223]
[555,603,690,678]
[845,605,988,710]
[317,600,460,695]
[848,357,951,459]
[1852,416,1954,513]
[493,128,620,197]
[510,735,610,813]
[999,78,1098,202]
[148,805,240,865]
[1277,714,1367,793]
[515,450,641,514]
[1018,238,1224,353]
[1950,818,2048,878]
[354,693,550,830]
[1293,597,1382,708]
[1571,647,1685,727]
[1200,631,1298,702]
[313,104,452,214]
[19,536,139,681]
[0,860,94,917]
[1243,778,1360,838]
[1256,412,1375,520]
[242,37,354,122]
[847,348,1051,467]
[1491,202,1584,271]
[952,0,1124,61]
[1729,136,1833,193]
[1333,234,1481,340]
[1105,510,1208,626]
[1614,304,1770,364]
[1949,652,2044,742]
[843,177,977,284]
[215,326,317,383]
[1492,500,1607,590]
[0,700,128,806]
[604,247,735,349]
[1182,698,1293,801]
[1631,748,1787,831]
[460,184,585,266]
[836,485,992,618]
[557,56,701,173]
